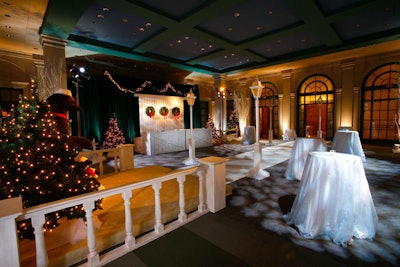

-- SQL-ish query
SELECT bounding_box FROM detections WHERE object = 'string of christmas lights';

[0,94,102,239]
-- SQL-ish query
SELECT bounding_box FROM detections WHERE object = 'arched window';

[297,74,335,139]
[361,62,400,143]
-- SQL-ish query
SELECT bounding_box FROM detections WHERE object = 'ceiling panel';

[147,35,220,61]
[134,0,208,19]
[333,2,400,41]
[197,0,302,43]
[71,3,165,48]
[249,30,324,59]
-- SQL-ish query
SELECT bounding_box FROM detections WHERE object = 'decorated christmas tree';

[0,94,102,239]
[205,114,219,141]
[101,113,126,149]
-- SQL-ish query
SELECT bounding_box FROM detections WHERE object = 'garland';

[104,71,150,94]
[104,70,186,96]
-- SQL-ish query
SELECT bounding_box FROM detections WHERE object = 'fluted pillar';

[281,69,292,135]
[39,35,68,100]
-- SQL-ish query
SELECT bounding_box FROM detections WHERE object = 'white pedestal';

[0,197,23,267]
[199,156,229,213]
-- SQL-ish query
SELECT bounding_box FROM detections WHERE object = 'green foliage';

[0,94,101,239]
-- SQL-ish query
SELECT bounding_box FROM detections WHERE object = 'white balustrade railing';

[0,156,227,267]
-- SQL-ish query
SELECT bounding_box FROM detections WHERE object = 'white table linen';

[285,151,378,246]
[285,137,327,180]
[331,130,366,161]
[242,126,256,145]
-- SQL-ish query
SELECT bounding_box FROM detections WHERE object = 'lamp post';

[248,79,270,180]
[74,80,81,136]
[183,89,199,165]
[317,95,323,138]
[70,65,89,137]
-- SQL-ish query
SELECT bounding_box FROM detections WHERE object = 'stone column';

[33,55,45,99]
[39,35,68,100]
[281,70,292,135]
[290,92,296,130]
[353,87,361,131]
[341,60,356,128]
[278,94,284,137]
[335,88,343,130]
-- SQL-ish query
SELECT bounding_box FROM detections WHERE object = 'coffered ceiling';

[1,0,400,78]
[41,0,400,75]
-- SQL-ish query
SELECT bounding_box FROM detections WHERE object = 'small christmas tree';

[205,114,219,141]
[101,113,126,149]
[0,94,101,239]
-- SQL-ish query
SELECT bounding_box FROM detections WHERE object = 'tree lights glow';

[0,94,102,239]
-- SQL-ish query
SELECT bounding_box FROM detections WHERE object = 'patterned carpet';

[229,144,400,266]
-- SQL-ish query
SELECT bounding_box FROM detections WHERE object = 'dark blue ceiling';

[41,0,400,74]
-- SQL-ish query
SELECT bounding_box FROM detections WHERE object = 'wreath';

[172,107,180,117]
[159,106,169,117]
[145,106,155,118]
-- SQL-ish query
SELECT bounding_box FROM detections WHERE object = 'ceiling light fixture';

[233,12,240,17]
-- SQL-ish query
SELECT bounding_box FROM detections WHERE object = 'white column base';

[183,138,199,166]
[268,129,274,144]
[247,143,270,180]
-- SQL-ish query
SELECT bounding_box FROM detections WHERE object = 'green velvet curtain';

[69,75,200,145]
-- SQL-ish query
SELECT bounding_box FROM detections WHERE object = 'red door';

[305,104,326,138]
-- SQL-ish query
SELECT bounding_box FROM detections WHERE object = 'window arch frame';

[297,74,335,139]
[360,62,400,143]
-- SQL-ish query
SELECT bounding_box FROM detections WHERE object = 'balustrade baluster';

[152,182,164,233]
[31,214,48,267]
[196,168,207,212]
[177,175,187,222]
[122,191,135,248]
[83,201,99,266]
